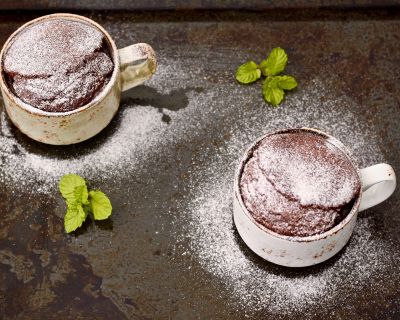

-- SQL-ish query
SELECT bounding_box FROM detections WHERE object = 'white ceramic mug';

[0,13,157,145]
[233,128,396,267]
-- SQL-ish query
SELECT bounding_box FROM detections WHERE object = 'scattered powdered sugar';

[184,158,396,317]
[0,105,163,193]
[0,40,396,317]
[0,54,214,193]
[178,77,397,316]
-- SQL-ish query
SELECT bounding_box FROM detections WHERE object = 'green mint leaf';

[235,61,261,84]
[64,205,86,233]
[74,185,89,205]
[89,190,112,220]
[59,174,86,203]
[260,47,288,76]
[276,75,298,90]
[262,77,284,106]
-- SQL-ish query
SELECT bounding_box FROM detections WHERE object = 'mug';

[0,13,156,145]
[233,128,396,267]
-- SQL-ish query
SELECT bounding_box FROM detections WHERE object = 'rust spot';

[59,119,69,128]
[262,248,273,254]
[313,251,324,259]
[325,241,337,252]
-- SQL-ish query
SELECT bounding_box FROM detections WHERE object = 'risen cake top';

[3,18,114,112]
[240,130,361,237]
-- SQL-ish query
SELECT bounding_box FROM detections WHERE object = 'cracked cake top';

[3,18,114,112]
[240,130,360,237]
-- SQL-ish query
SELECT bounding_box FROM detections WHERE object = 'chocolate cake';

[240,130,361,237]
[2,18,114,112]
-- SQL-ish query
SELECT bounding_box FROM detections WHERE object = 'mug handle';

[359,163,396,212]
[118,43,157,92]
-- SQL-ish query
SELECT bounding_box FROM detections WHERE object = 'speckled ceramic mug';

[0,13,156,145]
[233,128,396,267]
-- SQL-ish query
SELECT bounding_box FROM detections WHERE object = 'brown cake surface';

[3,18,114,112]
[240,130,360,237]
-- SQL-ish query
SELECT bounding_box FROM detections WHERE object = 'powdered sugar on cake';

[240,131,361,236]
[4,19,104,76]
[240,155,342,236]
[3,18,113,112]
[257,132,360,208]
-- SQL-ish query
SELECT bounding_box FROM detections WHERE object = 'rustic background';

[0,2,400,319]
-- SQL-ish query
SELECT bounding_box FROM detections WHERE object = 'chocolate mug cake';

[2,18,114,112]
[239,130,361,237]
[234,127,396,267]
[0,13,156,145]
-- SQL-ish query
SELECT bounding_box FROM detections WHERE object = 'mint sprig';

[235,47,297,106]
[59,174,112,233]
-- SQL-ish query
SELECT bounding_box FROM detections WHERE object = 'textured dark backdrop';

[0,0,400,10]
[0,3,400,320]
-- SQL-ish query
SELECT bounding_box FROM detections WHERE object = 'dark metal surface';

[1,1,400,11]
[0,8,400,320]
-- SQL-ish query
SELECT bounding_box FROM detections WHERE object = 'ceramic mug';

[0,13,156,145]
[233,128,396,267]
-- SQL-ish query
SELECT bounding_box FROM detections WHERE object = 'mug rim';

[0,13,120,117]
[234,127,362,243]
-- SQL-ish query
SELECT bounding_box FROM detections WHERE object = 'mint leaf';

[262,77,284,106]
[59,174,86,203]
[276,75,297,90]
[74,185,89,205]
[64,205,86,233]
[89,190,112,220]
[234,47,297,106]
[235,61,261,84]
[260,47,288,76]
[59,174,113,233]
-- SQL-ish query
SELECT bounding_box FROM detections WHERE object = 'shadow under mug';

[0,13,157,145]
[233,128,396,267]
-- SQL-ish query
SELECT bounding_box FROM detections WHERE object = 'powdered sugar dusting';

[0,106,163,193]
[0,42,396,318]
[0,55,212,193]
[184,152,396,317]
[4,19,104,76]
[241,156,344,237]
[187,175,395,316]
[3,18,113,112]
[239,130,360,236]
[257,132,360,208]
[177,77,397,316]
